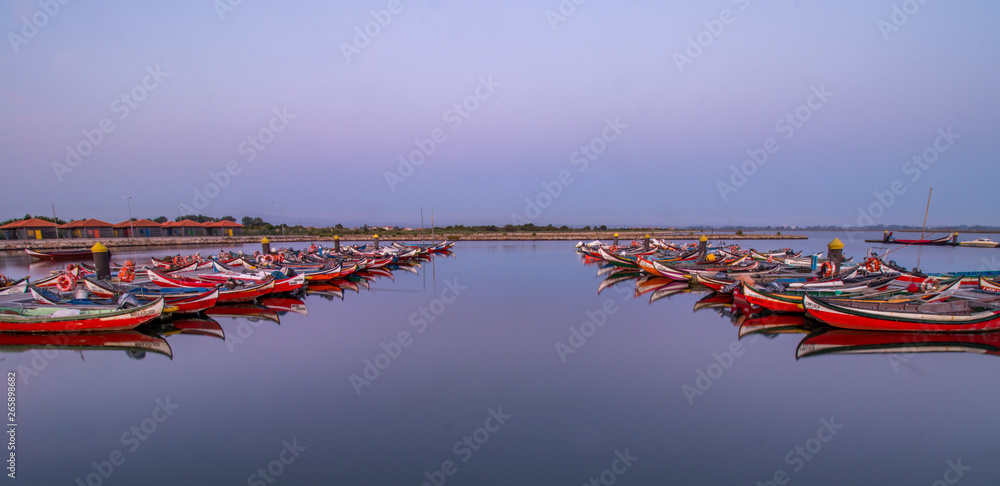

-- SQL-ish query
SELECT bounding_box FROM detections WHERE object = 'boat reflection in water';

[205,303,281,324]
[796,328,1000,359]
[0,330,173,359]
[149,316,226,341]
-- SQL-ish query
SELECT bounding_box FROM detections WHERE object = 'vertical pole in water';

[261,237,271,255]
[917,187,932,271]
[952,232,959,244]
[697,235,708,262]
[373,234,379,251]
[612,233,619,247]
[827,238,844,274]
[334,235,340,253]
[644,234,650,251]
[92,242,111,280]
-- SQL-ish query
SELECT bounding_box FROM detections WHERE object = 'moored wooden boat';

[25,248,93,260]
[0,277,28,296]
[803,295,1000,332]
[0,297,164,333]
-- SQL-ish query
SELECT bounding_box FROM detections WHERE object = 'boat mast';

[52,203,59,240]
[917,187,932,271]
[919,187,932,241]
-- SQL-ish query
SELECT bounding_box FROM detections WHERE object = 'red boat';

[881,233,954,246]
[146,268,301,294]
[803,295,1000,332]
[24,248,94,261]
[0,298,164,333]
[30,284,219,316]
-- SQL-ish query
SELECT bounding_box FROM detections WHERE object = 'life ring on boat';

[173,256,183,266]
[0,273,9,286]
[195,254,203,263]
[278,253,285,263]
[308,245,317,252]
[819,261,834,278]
[865,258,882,273]
[56,274,75,292]
[921,277,939,292]
[118,266,135,283]
[264,254,275,264]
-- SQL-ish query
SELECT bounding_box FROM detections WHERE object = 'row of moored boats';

[0,241,455,333]
[577,238,1000,333]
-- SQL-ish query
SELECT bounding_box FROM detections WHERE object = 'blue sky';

[1,0,997,228]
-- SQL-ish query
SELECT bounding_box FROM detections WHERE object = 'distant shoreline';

[0,232,807,252]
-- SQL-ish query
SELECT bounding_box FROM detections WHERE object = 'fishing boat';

[802,295,1000,332]
[0,297,164,333]
[869,233,955,246]
[0,277,28,296]
[24,248,94,260]
[959,238,999,248]
[980,277,1000,294]
[36,283,219,315]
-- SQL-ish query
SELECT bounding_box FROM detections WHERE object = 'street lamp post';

[124,196,134,238]
[276,203,286,235]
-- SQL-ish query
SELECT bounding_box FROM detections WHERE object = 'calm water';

[3,232,1000,485]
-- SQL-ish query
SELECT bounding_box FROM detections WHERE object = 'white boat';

[959,238,999,248]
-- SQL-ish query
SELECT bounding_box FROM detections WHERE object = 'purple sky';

[1,0,997,228]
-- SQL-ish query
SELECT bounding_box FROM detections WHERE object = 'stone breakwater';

[0,232,805,252]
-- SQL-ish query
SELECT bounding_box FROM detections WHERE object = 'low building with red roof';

[161,219,208,237]
[60,219,115,239]
[0,218,60,240]
[113,219,164,238]
[205,220,244,237]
